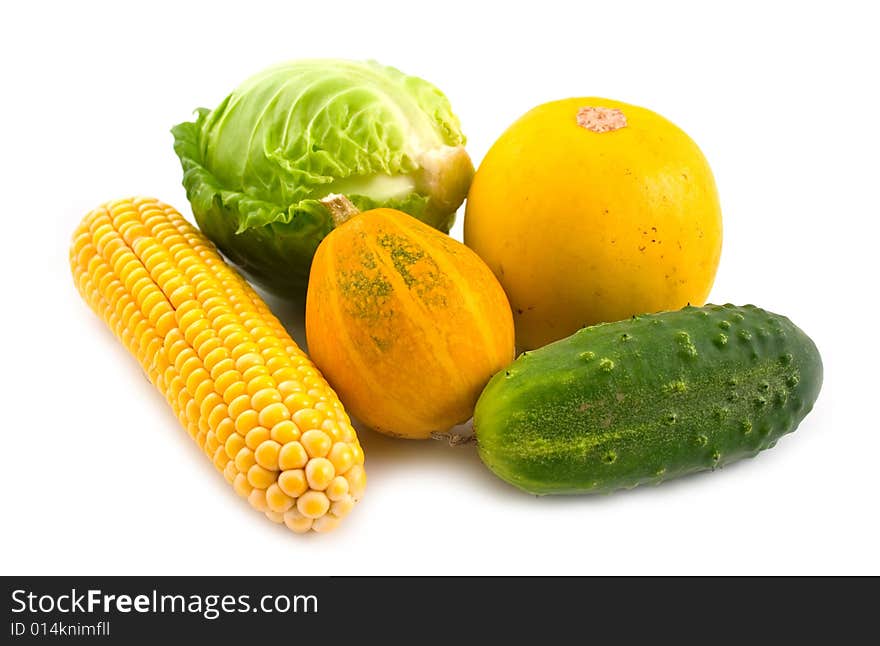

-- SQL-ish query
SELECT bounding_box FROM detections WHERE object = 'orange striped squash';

[306,207,515,439]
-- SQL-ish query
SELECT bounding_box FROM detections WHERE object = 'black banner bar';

[2,576,872,641]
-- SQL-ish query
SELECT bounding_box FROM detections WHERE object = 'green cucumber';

[474,304,823,495]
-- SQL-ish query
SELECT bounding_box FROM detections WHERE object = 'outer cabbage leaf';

[172,60,472,297]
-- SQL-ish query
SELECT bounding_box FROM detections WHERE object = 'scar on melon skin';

[576,106,627,133]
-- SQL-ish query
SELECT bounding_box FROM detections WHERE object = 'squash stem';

[431,431,477,447]
[320,193,361,227]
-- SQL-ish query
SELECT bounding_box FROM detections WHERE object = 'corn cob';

[70,197,365,533]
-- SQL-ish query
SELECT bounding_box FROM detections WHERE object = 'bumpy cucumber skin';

[474,304,823,495]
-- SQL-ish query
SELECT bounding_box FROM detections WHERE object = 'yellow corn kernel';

[186,368,211,400]
[235,352,264,372]
[277,469,308,498]
[277,380,303,397]
[193,330,220,358]
[242,364,269,384]
[229,340,260,354]
[297,491,330,519]
[213,445,229,471]
[331,494,356,519]
[248,488,269,512]
[221,329,248,353]
[351,441,365,465]
[214,417,235,443]
[231,343,261,363]
[187,400,202,427]
[234,409,259,435]
[245,426,270,450]
[273,367,301,383]
[204,431,219,454]
[210,358,235,382]
[70,197,364,534]
[270,420,300,444]
[321,419,343,441]
[345,465,367,499]
[284,392,315,411]
[226,393,252,420]
[220,379,246,405]
[327,442,355,475]
[251,387,281,410]
[249,323,276,339]
[300,429,332,458]
[283,508,313,534]
[200,392,224,421]
[247,464,275,489]
[326,476,350,501]
[264,510,285,524]
[254,440,281,471]
[293,408,324,432]
[234,447,256,473]
[258,402,290,428]
[264,355,288,374]
[265,483,294,513]
[278,441,308,470]
[224,433,246,460]
[233,473,252,499]
[202,346,227,373]
[312,514,341,534]
[305,457,335,491]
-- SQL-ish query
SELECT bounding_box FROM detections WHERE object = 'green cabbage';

[172,59,473,298]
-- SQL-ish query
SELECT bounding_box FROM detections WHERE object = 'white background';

[1,0,876,575]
